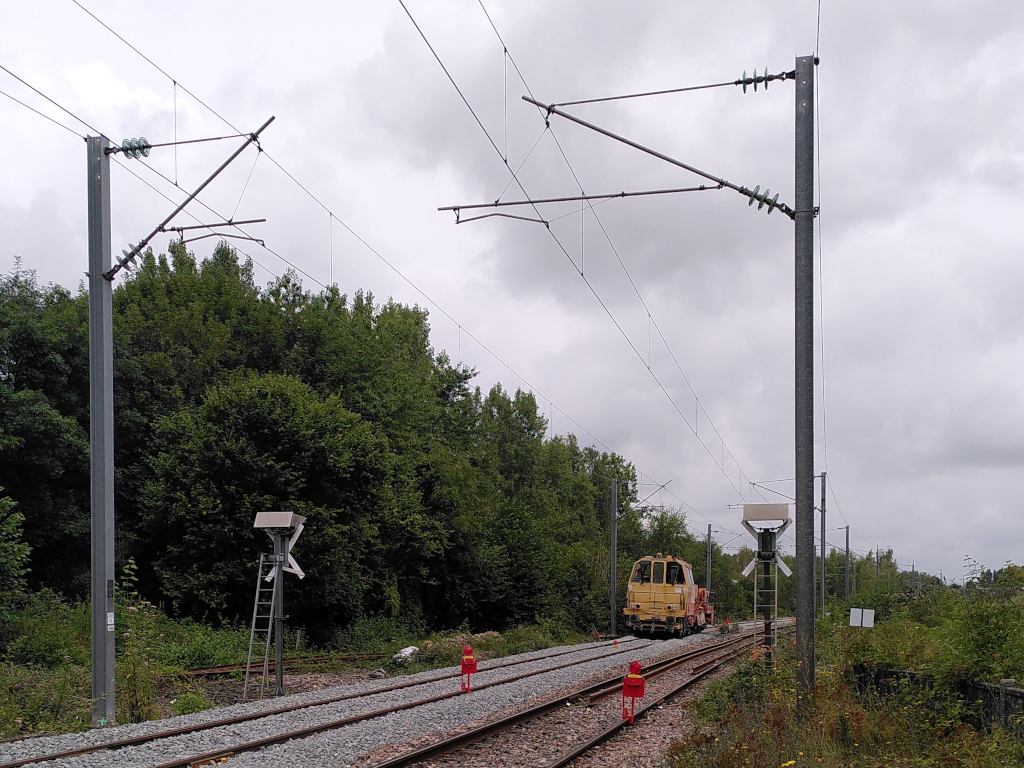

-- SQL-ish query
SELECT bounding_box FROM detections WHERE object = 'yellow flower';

[782,762,797,767]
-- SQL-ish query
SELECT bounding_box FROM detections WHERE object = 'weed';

[171,689,214,717]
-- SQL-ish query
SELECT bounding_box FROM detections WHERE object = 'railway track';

[182,653,387,677]
[363,627,772,768]
[0,636,649,768]
[0,625,789,767]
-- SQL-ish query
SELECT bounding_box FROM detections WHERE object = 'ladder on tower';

[243,554,277,701]
[752,562,779,651]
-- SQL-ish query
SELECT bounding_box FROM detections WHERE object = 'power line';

[0,62,107,139]
[67,0,620,465]
[68,0,746,532]
[0,86,83,138]
[473,0,760,505]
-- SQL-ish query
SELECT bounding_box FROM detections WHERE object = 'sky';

[2,0,1023,584]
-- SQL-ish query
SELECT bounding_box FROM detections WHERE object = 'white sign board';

[849,608,875,628]
[742,503,791,523]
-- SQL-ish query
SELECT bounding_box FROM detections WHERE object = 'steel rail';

[183,652,387,676]
[141,640,652,768]
[0,639,646,768]
[543,641,754,767]
[544,623,795,768]
[369,630,761,768]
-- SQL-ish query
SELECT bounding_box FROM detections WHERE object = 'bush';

[4,590,89,668]
[157,624,250,670]
[0,661,91,737]
[333,615,425,654]
[172,690,214,716]
[669,641,1024,768]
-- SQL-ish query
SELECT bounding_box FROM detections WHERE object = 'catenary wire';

[0,86,83,138]
[473,0,758,505]
[479,1,759,502]
[66,0,764,534]
[68,0,743,524]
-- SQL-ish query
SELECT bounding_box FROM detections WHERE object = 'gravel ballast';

[222,633,713,768]
[1,636,662,768]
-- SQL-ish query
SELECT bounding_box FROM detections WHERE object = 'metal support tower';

[706,524,712,593]
[609,478,618,636]
[845,525,850,599]
[87,137,116,728]
[820,471,826,617]
[794,54,816,703]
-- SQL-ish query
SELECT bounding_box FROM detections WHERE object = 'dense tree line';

[0,245,755,641]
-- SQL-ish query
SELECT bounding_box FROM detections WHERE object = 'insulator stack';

[117,242,143,270]
[745,185,781,214]
[739,69,791,93]
[120,137,151,159]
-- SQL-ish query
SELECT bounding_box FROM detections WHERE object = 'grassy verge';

[0,590,588,737]
[668,628,1024,768]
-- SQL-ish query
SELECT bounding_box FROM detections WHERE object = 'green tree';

[140,371,441,640]
[0,492,29,604]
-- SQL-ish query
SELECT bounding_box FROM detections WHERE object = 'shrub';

[4,590,89,668]
[172,690,214,716]
[157,624,250,670]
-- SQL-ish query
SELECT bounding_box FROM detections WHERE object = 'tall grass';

[669,642,1024,768]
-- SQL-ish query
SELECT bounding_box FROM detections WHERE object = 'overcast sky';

[2,1,1022,582]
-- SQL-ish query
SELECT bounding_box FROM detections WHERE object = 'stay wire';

[477,0,756,502]
[232,149,262,221]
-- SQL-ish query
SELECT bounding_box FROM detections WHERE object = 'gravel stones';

[0,636,672,768]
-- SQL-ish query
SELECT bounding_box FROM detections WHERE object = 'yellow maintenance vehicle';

[623,553,715,636]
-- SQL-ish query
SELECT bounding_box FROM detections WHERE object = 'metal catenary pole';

[609,478,618,636]
[845,525,850,599]
[87,136,116,727]
[820,471,826,616]
[794,54,816,703]
[706,524,712,592]
[86,119,273,724]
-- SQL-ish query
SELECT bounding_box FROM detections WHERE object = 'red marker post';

[621,660,645,723]
[460,645,477,692]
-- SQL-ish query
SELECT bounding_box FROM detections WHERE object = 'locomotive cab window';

[631,561,651,584]
[666,562,683,584]
[653,561,665,584]
[685,565,695,585]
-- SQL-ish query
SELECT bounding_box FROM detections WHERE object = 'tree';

[0,492,29,604]
[140,371,442,640]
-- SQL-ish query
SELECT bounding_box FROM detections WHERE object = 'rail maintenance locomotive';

[623,554,715,636]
